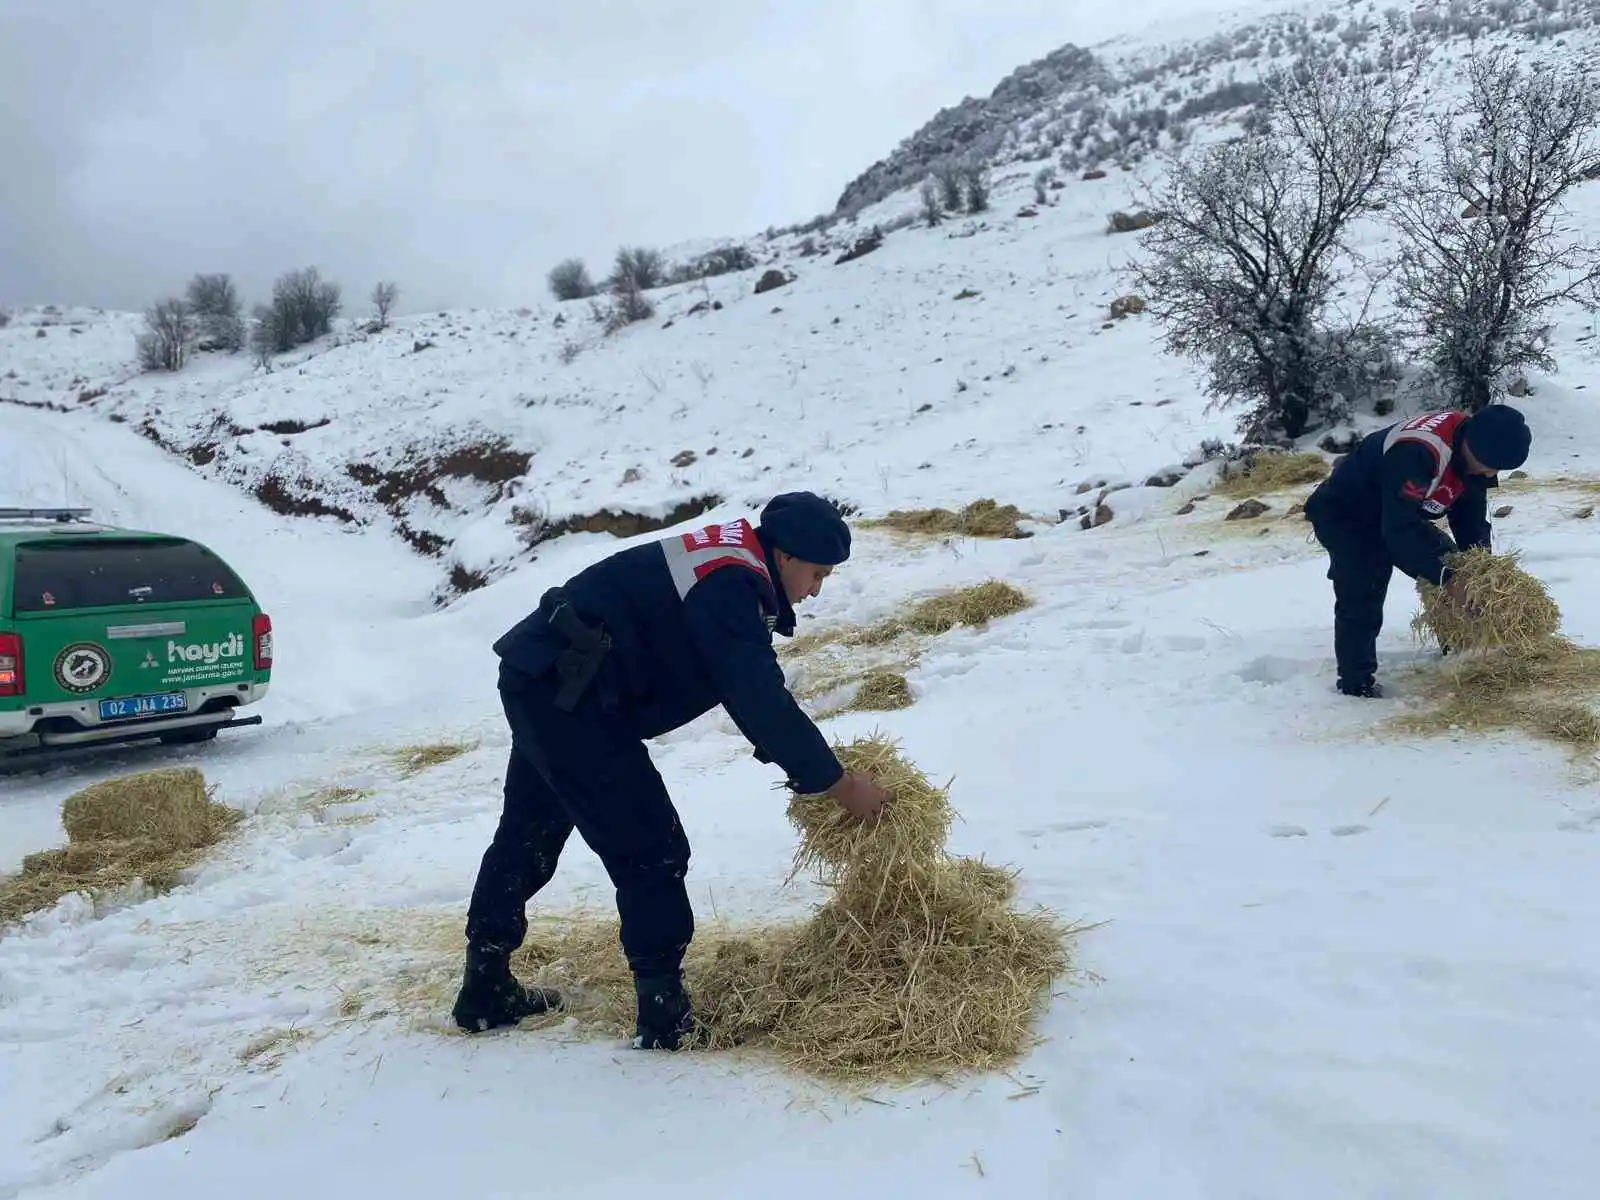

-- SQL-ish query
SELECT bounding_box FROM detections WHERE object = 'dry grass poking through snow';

[1214,450,1328,498]
[1396,549,1600,756]
[862,498,1032,540]
[0,768,242,927]
[501,735,1075,1084]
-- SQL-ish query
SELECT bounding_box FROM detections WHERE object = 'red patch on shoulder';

[1400,480,1426,501]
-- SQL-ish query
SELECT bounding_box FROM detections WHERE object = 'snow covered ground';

[6,3,1600,1196]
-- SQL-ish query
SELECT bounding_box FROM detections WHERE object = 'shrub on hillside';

[184,273,244,352]
[1391,48,1600,412]
[612,246,664,293]
[548,258,596,301]
[1128,50,1421,440]
[920,178,943,227]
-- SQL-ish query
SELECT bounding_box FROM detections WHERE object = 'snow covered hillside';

[4,0,1600,1196]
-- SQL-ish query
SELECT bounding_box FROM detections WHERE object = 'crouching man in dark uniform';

[1303,404,1531,698]
[451,492,892,1049]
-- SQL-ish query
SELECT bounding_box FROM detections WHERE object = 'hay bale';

[2,768,241,928]
[60,768,231,851]
[866,499,1029,540]
[505,734,1074,1082]
[1215,450,1328,498]
[845,670,913,712]
[1411,547,1561,655]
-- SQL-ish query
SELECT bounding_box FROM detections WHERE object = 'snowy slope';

[5,0,1600,1196]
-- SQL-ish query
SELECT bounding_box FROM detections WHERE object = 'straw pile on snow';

[1215,450,1328,498]
[1400,548,1600,753]
[0,768,241,926]
[864,499,1031,540]
[844,670,914,712]
[508,735,1073,1082]
[1411,547,1561,655]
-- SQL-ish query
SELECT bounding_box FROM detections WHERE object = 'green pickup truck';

[0,507,272,760]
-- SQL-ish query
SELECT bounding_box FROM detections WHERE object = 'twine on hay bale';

[508,734,1074,1082]
[1411,547,1561,655]
[1,767,242,927]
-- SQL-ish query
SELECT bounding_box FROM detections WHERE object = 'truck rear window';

[11,538,251,614]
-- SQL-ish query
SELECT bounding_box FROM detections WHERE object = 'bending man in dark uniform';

[1304,404,1531,698]
[451,492,892,1049]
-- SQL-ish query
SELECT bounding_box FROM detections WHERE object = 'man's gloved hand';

[826,770,891,822]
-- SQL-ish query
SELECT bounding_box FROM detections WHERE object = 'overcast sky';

[0,1,1205,315]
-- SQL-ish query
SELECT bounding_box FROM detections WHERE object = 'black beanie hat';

[1464,404,1531,471]
[757,492,852,566]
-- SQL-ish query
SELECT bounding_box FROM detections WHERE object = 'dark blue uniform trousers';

[1308,512,1393,688]
[464,662,694,980]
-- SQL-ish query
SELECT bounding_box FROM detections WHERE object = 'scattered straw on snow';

[1,768,242,927]
[391,740,477,777]
[477,734,1075,1083]
[1214,450,1328,499]
[1411,548,1561,655]
[862,499,1032,540]
[785,580,1032,659]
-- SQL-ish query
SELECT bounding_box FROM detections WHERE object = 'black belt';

[543,589,612,713]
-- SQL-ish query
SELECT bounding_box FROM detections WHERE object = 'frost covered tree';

[1130,51,1422,439]
[184,273,244,351]
[1392,49,1600,411]
[136,297,191,372]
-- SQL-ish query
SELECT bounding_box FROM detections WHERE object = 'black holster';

[543,589,612,713]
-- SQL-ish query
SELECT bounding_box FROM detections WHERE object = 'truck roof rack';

[0,506,95,523]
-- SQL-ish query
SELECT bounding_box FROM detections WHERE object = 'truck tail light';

[252,613,273,671]
[0,632,23,697]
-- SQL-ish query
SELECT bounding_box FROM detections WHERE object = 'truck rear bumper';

[0,680,270,747]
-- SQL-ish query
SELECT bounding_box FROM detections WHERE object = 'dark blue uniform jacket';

[1306,420,1494,586]
[492,536,844,796]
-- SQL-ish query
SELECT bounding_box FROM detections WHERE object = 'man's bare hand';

[827,771,891,822]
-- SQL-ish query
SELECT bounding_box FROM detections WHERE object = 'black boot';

[632,971,699,1051]
[452,945,563,1033]
[1337,677,1384,699]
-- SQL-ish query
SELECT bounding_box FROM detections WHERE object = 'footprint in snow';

[1020,819,1110,838]
[1237,656,1308,686]
[1556,810,1600,833]
[1266,824,1309,838]
[1330,824,1370,837]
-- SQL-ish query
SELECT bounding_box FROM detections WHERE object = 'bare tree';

[1129,50,1423,439]
[273,266,341,344]
[371,280,399,329]
[919,178,943,227]
[136,297,191,372]
[1392,49,1600,411]
[547,257,594,301]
